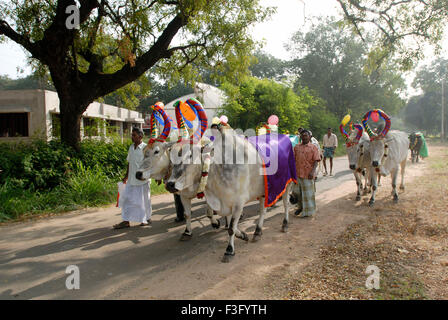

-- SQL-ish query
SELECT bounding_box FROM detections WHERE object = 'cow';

[409,132,423,163]
[362,110,409,206]
[165,128,296,263]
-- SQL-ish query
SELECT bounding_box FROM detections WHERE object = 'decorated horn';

[148,102,171,145]
[353,124,363,142]
[174,100,190,141]
[362,109,391,140]
[185,98,208,143]
[339,114,351,141]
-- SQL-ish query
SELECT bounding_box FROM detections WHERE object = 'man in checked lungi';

[292,130,321,218]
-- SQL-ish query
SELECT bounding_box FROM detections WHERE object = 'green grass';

[334,143,346,157]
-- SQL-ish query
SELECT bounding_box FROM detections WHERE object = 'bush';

[0,139,74,190]
[0,139,168,222]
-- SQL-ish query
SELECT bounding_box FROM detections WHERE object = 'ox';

[136,101,222,240]
[340,122,371,200]
[362,110,409,206]
[166,129,295,263]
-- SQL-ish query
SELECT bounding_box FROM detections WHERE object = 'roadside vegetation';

[0,138,167,223]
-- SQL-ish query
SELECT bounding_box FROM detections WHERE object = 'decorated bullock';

[362,109,409,206]
[166,110,297,262]
[136,100,222,240]
[340,115,371,201]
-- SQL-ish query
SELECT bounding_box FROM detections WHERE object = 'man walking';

[293,130,321,218]
[322,127,338,176]
[113,127,152,229]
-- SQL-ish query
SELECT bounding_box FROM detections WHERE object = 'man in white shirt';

[113,127,152,229]
[322,127,338,176]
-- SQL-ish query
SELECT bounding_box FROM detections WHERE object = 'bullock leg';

[399,159,406,191]
[391,168,399,203]
[354,171,362,201]
[207,208,221,229]
[179,195,193,241]
[368,167,377,207]
[253,198,266,242]
[222,205,246,263]
[281,183,293,232]
[224,215,231,229]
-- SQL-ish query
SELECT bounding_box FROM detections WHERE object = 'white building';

[0,89,144,142]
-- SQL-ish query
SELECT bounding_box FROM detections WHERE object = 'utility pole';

[442,81,445,142]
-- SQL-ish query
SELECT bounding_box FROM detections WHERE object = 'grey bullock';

[166,129,295,263]
[362,110,409,206]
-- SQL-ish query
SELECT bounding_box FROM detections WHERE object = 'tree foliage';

[219,77,311,132]
[336,0,448,70]
[0,0,272,149]
[249,50,288,81]
[288,17,405,122]
[404,58,448,135]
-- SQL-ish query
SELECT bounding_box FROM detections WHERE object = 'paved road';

[0,156,353,299]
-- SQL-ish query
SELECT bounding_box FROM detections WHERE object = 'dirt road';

[0,154,426,299]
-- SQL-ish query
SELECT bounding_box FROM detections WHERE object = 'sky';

[0,0,447,97]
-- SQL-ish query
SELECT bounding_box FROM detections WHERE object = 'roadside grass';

[283,145,448,300]
[0,165,168,223]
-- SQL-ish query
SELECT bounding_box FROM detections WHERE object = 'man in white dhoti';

[113,127,152,229]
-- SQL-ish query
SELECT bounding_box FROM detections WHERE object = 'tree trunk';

[59,97,88,151]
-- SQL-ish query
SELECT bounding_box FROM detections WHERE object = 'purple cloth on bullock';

[247,134,297,207]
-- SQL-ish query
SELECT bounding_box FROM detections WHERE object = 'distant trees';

[288,17,406,122]
[404,58,448,136]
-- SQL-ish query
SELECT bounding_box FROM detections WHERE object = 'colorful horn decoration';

[353,124,363,141]
[362,109,391,140]
[339,114,351,142]
[173,101,189,140]
[175,98,208,144]
[148,102,171,145]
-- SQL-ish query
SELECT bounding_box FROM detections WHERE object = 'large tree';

[336,0,448,70]
[288,17,405,121]
[0,0,271,149]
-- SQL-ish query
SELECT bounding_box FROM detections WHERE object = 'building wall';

[0,89,144,142]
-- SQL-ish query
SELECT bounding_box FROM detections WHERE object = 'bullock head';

[362,109,391,169]
[165,143,203,193]
[340,120,364,171]
[136,102,173,181]
[137,141,175,181]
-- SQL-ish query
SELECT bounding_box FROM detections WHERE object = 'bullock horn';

[148,102,171,145]
[353,124,363,142]
[362,110,375,139]
[378,109,391,138]
[185,98,208,144]
[174,100,190,142]
[339,114,351,142]
[362,109,391,140]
